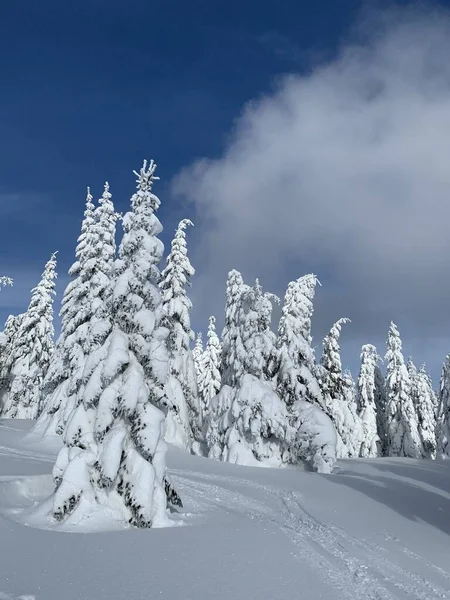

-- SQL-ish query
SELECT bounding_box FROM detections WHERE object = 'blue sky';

[0,0,363,308]
[1,0,450,381]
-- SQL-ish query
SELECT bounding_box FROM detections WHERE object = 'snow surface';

[1,419,450,600]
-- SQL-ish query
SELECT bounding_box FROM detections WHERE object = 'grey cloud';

[172,6,450,379]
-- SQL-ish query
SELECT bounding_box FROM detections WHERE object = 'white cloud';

[172,6,450,375]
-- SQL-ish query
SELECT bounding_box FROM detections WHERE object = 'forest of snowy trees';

[0,160,450,528]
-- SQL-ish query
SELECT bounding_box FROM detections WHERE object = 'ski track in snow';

[172,468,450,600]
[0,445,54,463]
[0,594,35,600]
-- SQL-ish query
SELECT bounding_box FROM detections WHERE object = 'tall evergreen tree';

[1,253,57,419]
[410,364,437,459]
[221,270,245,387]
[384,322,422,458]
[342,369,364,456]
[160,218,201,448]
[36,188,97,428]
[321,319,350,402]
[60,182,118,432]
[275,275,336,473]
[36,185,118,435]
[276,274,324,409]
[406,357,417,380]
[52,160,177,528]
[374,363,387,456]
[0,277,14,370]
[222,279,278,385]
[207,280,287,466]
[320,318,360,458]
[356,344,381,458]
[198,315,221,418]
[0,313,23,402]
[437,355,450,458]
[192,332,204,381]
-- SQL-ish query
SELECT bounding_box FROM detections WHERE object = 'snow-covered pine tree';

[406,357,417,379]
[437,355,450,458]
[0,313,23,405]
[343,369,358,409]
[384,322,422,458]
[237,279,279,381]
[341,369,364,455]
[36,184,118,438]
[276,275,325,410]
[321,319,350,402]
[36,188,97,429]
[221,269,245,387]
[356,344,381,458]
[159,218,201,448]
[276,275,336,473]
[1,253,57,419]
[409,364,437,459]
[198,315,221,419]
[60,182,118,428]
[0,277,14,372]
[52,160,177,528]
[192,331,204,381]
[374,363,387,456]
[205,272,249,457]
[320,318,361,458]
[207,280,288,466]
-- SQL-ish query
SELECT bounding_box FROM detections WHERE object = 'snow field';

[0,420,450,600]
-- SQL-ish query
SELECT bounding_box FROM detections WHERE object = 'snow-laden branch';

[0,276,13,289]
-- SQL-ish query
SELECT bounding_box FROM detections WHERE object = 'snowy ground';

[0,420,449,600]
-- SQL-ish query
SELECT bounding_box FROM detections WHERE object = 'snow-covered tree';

[221,274,278,389]
[276,274,325,410]
[207,281,287,466]
[320,318,360,458]
[384,322,422,458]
[36,184,118,436]
[0,277,14,378]
[374,363,387,456]
[356,344,381,458]
[409,364,437,459]
[36,188,97,429]
[437,355,450,458]
[406,357,417,380]
[198,315,221,418]
[1,253,57,419]
[52,160,178,528]
[275,275,336,472]
[343,370,356,405]
[160,218,201,448]
[228,279,278,384]
[289,399,337,473]
[0,313,23,400]
[192,332,204,380]
[338,369,364,457]
[61,182,118,423]
[221,270,245,387]
[321,319,350,396]
[217,374,290,466]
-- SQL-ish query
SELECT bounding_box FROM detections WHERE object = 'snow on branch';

[133,159,159,192]
[0,277,13,289]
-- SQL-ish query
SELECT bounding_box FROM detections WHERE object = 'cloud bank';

[173,6,450,374]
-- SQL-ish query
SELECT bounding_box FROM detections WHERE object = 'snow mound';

[291,399,337,473]
[0,472,177,533]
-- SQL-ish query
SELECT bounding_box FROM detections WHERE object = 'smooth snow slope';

[0,420,449,600]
